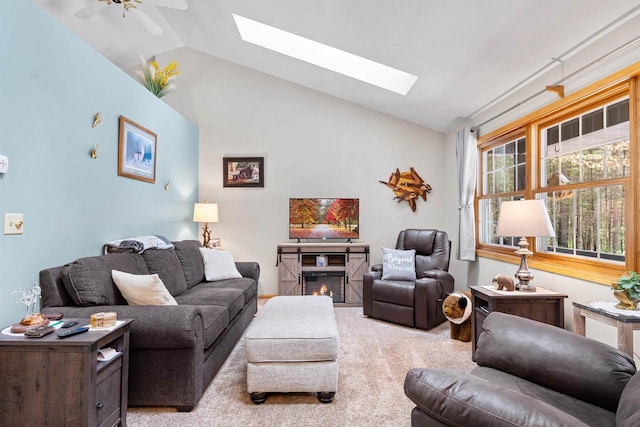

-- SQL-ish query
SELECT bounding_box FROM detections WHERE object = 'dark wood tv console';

[277,242,369,306]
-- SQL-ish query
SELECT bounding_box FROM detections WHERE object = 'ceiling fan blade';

[129,7,163,35]
[145,0,188,10]
[75,1,108,19]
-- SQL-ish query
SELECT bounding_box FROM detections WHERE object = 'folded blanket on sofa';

[103,235,174,253]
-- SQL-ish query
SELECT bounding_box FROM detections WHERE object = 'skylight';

[233,14,418,96]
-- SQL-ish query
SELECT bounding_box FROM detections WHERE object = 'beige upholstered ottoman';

[245,295,339,404]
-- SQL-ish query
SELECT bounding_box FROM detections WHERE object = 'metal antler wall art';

[379,167,432,212]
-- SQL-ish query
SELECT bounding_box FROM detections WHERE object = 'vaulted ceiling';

[33,0,640,132]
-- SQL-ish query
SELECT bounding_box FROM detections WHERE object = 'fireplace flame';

[312,284,334,298]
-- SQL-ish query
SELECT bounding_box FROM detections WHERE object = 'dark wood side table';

[573,301,640,357]
[0,318,132,427]
[470,286,567,361]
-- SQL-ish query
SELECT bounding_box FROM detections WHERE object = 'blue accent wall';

[0,1,199,326]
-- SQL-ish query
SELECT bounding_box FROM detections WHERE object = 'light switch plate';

[4,213,23,235]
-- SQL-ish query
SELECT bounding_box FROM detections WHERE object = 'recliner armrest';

[371,263,382,272]
[422,270,454,283]
[477,312,636,412]
[405,368,587,426]
[362,270,382,316]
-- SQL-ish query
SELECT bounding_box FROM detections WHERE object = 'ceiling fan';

[75,0,188,35]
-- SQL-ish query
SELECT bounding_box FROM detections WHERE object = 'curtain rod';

[470,35,640,134]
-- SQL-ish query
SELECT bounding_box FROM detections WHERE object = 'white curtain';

[456,127,477,261]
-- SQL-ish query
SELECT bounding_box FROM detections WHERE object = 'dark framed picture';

[223,157,264,187]
[118,115,157,183]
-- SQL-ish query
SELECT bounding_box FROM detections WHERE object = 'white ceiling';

[33,0,640,133]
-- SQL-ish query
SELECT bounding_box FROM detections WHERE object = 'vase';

[613,289,640,310]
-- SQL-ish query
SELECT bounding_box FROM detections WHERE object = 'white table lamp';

[495,199,555,292]
[193,202,219,248]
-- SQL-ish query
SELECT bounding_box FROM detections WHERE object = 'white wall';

[159,48,448,296]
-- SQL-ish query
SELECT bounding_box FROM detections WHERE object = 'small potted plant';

[612,271,640,310]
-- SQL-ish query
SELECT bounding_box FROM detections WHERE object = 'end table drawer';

[96,356,123,427]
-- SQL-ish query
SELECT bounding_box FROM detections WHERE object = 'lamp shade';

[193,203,219,223]
[495,199,555,238]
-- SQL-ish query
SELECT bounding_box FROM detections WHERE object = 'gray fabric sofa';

[404,312,640,427]
[38,240,259,412]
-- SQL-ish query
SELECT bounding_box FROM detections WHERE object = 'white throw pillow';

[199,248,243,281]
[381,247,417,281]
[111,270,177,306]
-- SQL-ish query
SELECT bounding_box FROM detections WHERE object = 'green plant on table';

[613,271,640,300]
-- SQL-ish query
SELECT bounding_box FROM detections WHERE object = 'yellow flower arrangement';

[136,56,181,98]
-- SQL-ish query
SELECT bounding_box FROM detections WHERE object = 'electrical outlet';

[4,213,23,235]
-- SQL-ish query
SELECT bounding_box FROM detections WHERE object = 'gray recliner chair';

[362,229,454,330]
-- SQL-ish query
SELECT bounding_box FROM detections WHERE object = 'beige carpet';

[128,304,477,426]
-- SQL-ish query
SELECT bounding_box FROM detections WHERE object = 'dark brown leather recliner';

[405,312,639,426]
[363,229,454,330]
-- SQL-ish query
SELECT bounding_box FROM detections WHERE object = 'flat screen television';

[289,198,359,240]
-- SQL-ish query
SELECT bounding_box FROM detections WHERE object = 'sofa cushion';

[175,286,245,319]
[617,372,640,426]
[372,279,415,307]
[111,270,178,306]
[472,366,617,426]
[173,240,205,289]
[199,305,230,348]
[199,248,242,281]
[142,249,188,296]
[381,247,416,281]
[197,277,257,304]
[61,253,148,306]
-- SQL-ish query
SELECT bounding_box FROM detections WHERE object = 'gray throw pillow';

[381,247,416,281]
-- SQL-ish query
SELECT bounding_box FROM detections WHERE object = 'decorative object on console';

[612,271,640,310]
[441,291,472,342]
[193,201,219,248]
[118,115,157,183]
[223,157,264,187]
[495,199,555,292]
[90,144,98,158]
[379,167,431,211]
[492,274,515,291]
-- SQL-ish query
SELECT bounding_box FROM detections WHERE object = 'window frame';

[475,68,640,286]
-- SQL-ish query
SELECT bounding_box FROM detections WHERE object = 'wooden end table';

[0,318,132,426]
[573,301,640,357]
[470,285,567,361]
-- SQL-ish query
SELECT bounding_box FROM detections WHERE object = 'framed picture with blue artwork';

[118,115,157,183]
